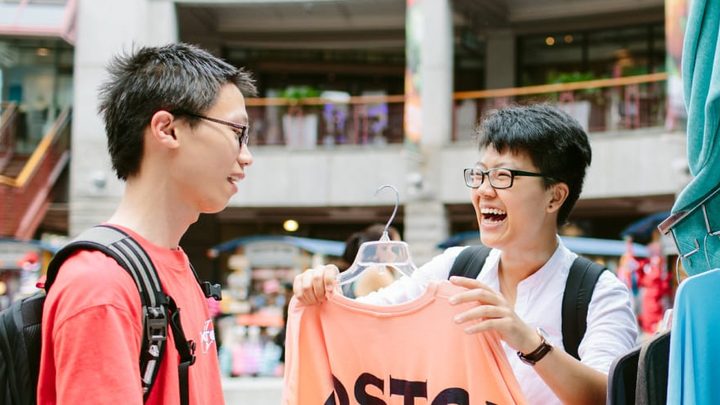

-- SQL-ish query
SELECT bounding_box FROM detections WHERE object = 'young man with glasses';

[37,43,256,404]
[293,104,637,404]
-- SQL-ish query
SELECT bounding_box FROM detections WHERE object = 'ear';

[148,110,180,149]
[546,182,569,214]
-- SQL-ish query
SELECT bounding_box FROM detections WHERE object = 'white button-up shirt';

[361,239,638,404]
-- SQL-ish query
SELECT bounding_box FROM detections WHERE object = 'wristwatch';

[517,328,553,366]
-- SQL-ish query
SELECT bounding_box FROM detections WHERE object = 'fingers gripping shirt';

[283,281,527,405]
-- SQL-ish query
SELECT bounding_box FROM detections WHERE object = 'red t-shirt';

[283,281,527,404]
[37,226,224,405]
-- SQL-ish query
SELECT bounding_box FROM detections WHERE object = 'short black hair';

[98,43,256,180]
[477,104,592,226]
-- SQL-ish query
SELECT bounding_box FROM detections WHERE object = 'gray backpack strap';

[46,225,168,401]
[562,256,607,360]
[448,246,492,279]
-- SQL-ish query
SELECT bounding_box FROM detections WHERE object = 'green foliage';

[546,71,604,98]
[281,86,320,101]
[547,71,598,84]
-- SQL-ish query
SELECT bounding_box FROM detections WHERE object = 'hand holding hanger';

[293,185,417,304]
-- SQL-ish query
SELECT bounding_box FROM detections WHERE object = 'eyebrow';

[233,110,250,124]
[476,161,520,169]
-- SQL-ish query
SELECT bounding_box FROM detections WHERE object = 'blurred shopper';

[340,223,401,298]
[293,105,637,405]
[37,43,256,404]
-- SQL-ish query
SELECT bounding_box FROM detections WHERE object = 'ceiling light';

[283,219,299,232]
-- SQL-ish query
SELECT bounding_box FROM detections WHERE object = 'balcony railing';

[245,73,668,148]
[452,72,668,142]
[246,94,406,148]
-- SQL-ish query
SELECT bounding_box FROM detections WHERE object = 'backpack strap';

[45,225,196,405]
[561,256,607,360]
[449,246,606,361]
[448,245,492,279]
[189,262,223,301]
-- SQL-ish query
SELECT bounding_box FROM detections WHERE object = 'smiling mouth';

[481,208,507,223]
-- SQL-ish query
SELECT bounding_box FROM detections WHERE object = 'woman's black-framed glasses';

[176,112,249,147]
[463,167,549,189]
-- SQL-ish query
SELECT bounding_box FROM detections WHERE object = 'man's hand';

[292,265,340,305]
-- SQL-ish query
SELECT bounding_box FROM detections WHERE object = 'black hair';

[477,104,592,226]
[98,43,256,180]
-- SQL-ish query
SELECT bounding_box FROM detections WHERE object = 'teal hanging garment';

[663,0,720,276]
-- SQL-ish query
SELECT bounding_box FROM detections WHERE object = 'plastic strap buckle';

[184,340,197,366]
[202,282,223,301]
[145,306,167,342]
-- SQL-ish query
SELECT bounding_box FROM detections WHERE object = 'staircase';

[1,154,31,178]
[0,108,71,239]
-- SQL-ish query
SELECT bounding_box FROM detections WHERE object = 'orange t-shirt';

[37,226,224,405]
[283,281,526,404]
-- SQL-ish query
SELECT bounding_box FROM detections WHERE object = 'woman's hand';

[292,265,339,305]
[449,276,541,354]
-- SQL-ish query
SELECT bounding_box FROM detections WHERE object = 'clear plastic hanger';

[337,185,417,286]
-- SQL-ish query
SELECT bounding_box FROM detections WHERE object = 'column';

[403,0,453,265]
[70,0,178,236]
[485,29,515,89]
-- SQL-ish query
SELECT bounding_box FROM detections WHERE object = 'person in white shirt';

[293,104,638,404]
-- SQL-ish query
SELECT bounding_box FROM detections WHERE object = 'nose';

[475,174,496,197]
[238,143,253,166]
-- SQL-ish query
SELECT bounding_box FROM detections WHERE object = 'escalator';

[0,105,71,239]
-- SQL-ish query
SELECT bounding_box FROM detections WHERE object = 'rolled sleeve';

[578,271,639,373]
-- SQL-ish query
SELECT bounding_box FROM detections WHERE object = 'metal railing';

[245,94,406,147]
[0,102,18,172]
[452,72,668,141]
[0,107,71,238]
[244,73,668,147]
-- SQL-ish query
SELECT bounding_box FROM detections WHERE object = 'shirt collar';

[484,236,577,287]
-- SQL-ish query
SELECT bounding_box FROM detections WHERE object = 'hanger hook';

[375,184,400,237]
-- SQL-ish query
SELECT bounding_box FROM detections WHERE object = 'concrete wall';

[70,0,177,236]
[230,145,408,207]
[227,129,687,208]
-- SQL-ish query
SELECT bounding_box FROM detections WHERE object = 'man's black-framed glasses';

[177,112,249,147]
[463,167,549,189]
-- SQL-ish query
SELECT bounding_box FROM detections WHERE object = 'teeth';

[480,208,506,215]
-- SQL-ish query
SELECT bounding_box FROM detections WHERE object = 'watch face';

[537,327,550,341]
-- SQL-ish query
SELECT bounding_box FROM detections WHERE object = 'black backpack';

[449,245,606,360]
[0,225,222,405]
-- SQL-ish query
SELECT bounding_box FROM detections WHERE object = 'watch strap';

[517,328,553,366]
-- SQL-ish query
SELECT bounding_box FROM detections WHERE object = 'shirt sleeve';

[579,271,639,373]
[358,246,466,305]
[38,251,145,405]
[53,305,144,404]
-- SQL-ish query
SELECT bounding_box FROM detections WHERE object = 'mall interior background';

[0,0,686,391]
